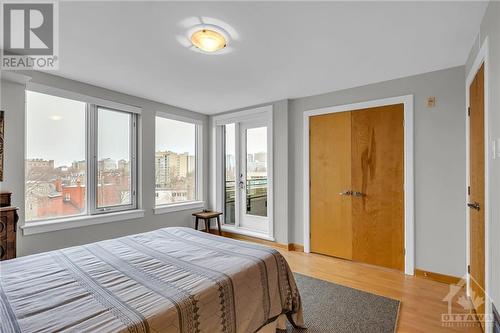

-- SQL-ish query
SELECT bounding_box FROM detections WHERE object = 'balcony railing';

[224,179,267,223]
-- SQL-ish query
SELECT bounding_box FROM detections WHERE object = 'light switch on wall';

[493,138,500,160]
[427,96,436,108]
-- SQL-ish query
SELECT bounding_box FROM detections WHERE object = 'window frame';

[24,83,141,226]
[88,105,138,215]
[153,111,204,212]
[24,90,89,222]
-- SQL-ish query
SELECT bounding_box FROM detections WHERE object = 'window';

[224,123,236,224]
[155,115,201,206]
[25,90,138,222]
[26,91,87,221]
[244,126,268,217]
[96,108,134,209]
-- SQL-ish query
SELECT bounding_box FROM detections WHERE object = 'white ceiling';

[55,1,488,114]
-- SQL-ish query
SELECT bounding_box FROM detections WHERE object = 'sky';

[27,91,199,168]
[224,123,267,155]
[27,91,87,167]
[27,91,136,167]
[98,108,130,162]
[246,126,267,154]
[27,91,265,167]
[155,117,195,154]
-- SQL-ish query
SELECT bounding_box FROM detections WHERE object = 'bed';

[0,227,303,333]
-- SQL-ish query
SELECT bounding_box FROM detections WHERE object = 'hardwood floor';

[277,250,482,333]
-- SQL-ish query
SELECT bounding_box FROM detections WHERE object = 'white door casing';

[303,95,415,275]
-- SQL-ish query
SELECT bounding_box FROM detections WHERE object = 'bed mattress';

[0,227,303,333]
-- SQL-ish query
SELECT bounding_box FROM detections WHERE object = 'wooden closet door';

[310,112,352,259]
[351,104,405,271]
[468,63,485,330]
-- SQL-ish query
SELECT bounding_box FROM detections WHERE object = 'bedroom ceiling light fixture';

[190,28,227,53]
[179,21,234,55]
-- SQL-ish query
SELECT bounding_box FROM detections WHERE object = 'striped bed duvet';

[0,227,303,333]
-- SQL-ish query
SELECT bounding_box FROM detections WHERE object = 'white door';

[238,120,269,233]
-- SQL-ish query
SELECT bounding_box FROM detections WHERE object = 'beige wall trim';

[209,229,288,250]
[209,228,305,252]
[288,243,304,252]
[415,269,462,285]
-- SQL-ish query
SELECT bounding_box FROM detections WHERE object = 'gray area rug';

[284,273,400,333]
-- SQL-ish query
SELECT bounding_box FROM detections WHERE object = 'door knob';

[339,191,352,196]
[467,202,480,211]
[352,191,364,197]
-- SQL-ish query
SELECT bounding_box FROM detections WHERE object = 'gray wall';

[0,71,209,256]
[0,63,471,279]
[209,66,467,277]
[465,0,500,309]
[273,100,290,244]
[287,66,467,277]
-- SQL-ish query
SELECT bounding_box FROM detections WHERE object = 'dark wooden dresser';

[0,191,18,260]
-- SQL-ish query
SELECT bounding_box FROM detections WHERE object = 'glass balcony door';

[222,115,271,237]
[238,120,269,233]
[224,123,237,225]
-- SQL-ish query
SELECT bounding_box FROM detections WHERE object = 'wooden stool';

[192,211,222,235]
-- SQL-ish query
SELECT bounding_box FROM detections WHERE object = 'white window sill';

[221,225,275,242]
[153,201,204,215]
[21,209,145,236]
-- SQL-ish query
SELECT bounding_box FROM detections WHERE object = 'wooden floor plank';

[277,250,482,333]
[210,231,481,332]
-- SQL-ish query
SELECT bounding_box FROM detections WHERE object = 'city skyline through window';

[224,123,236,224]
[26,91,87,220]
[25,91,138,221]
[97,108,132,208]
[245,127,268,217]
[155,117,197,206]
[224,123,268,226]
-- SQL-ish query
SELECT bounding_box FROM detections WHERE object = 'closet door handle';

[339,191,352,196]
[352,191,364,197]
[467,202,480,211]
